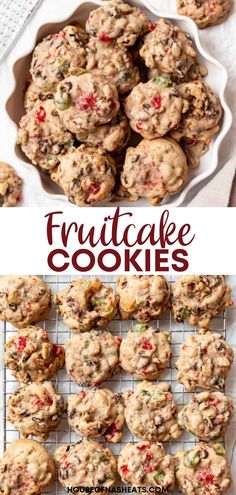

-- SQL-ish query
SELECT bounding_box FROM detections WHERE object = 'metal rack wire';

[1,275,228,494]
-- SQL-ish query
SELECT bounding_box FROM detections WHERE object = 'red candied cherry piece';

[35,106,46,122]
[15,336,27,351]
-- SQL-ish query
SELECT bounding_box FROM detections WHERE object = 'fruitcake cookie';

[55,439,117,489]
[68,388,124,442]
[181,139,209,168]
[4,326,65,383]
[121,137,188,204]
[118,441,175,489]
[176,332,234,391]
[17,100,74,172]
[65,329,120,386]
[24,80,54,111]
[54,278,117,332]
[0,162,22,207]
[85,0,149,46]
[0,275,51,328]
[120,324,171,380]
[172,275,232,331]
[140,18,197,80]
[177,0,232,28]
[0,439,56,495]
[124,381,180,441]
[175,443,232,495]
[177,391,234,441]
[76,111,131,153]
[51,145,116,206]
[86,37,140,94]
[30,26,87,91]
[8,381,64,439]
[171,81,222,141]
[116,275,170,321]
[124,78,183,138]
[54,72,120,134]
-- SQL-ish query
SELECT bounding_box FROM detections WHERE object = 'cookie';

[181,139,209,168]
[124,381,180,441]
[0,276,51,328]
[55,439,117,489]
[65,329,120,386]
[172,275,232,331]
[171,80,222,141]
[140,18,197,80]
[68,388,124,442]
[116,275,170,321]
[54,72,120,134]
[24,80,54,111]
[121,137,188,204]
[177,0,232,28]
[0,162,22,207]
[76,111,131,153]
[30,25,87,91]
[118,441,175,489]
[86,0,149,46]
[8,381,64,439]
[17,100,74,172]
[124,78,183,138]
[86,37,140,94]
[4,326,65,383]
[54,278,117,332]
[120,324,171,380]
[51,144,116,206]
[175,443,232,495]
[177,391,234,441]
[0,439,56,495]
[176,332,234,391]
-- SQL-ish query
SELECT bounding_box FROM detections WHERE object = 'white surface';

[0,0,233,207]
[0,274,236,495]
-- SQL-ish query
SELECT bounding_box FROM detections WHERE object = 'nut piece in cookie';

[65,329,120,386]
[116,275,170,321]
[0,275,51,328]
[124,381,181,441]
[177,0,232,28]
[30,25,87,91]
[172,275,233,331]
[177,390,234,441]
[175,332,234,391]
[86,37,140,94]
[86,0,149,46]
[54,73,120,134]
[124,77,183,138]
[4,326,65,383]
[68,388,124,442]
[17,100,74,172]
[55,439,117,489]
[8,381,64,440]
[0,439,56,494]
[140,18,197,80]
[171,80,222,142]
[0,162,22,207]
[118,441,175,489]
[54,278,117,332]
[175,443,232,495]
[120,323,171,380]
[121,137,188,205]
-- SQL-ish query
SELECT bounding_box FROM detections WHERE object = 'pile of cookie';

[16,0,224,207]
[0,274,234,493]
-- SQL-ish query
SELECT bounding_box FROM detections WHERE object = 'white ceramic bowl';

[4,0,233,207]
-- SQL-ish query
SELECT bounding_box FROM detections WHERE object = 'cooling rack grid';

[0,275,230,494]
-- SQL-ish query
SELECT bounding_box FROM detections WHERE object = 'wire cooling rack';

[0,275,228,494]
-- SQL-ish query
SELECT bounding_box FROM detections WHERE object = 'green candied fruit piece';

[184,450,201,468]
[214,444,226,456]
[105,473,115,481]
[130,323,148,332]
[54,90,71,110]
[153,469,166,483]
[141,389,151,396]
[122,72,131,81]
[153,75,172,87]
[90,451,108,463]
